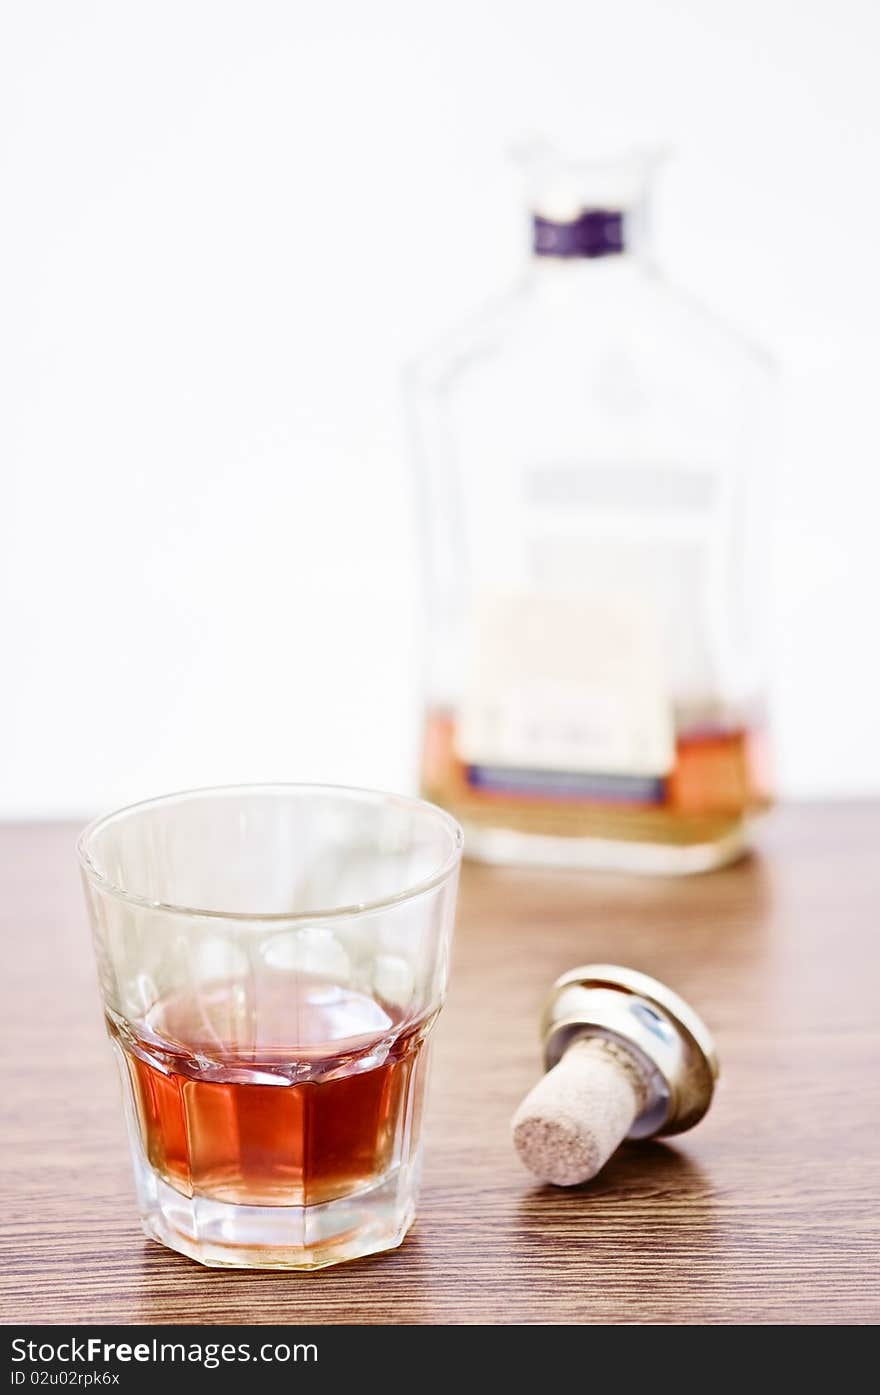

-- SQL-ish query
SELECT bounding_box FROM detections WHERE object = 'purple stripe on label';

[533,209,625,258]
[467,764,666,804]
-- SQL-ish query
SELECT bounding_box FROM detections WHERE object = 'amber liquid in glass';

[111,977,431,1208]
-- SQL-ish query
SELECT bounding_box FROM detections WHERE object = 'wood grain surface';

[1,807,878,1325]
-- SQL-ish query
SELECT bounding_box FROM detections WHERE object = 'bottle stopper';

[512,964,719,1186]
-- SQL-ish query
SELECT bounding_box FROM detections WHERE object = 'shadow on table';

[510,1140,723,1314]
[127,1226,438,1325]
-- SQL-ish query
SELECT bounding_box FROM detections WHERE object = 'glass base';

[459,819,751,875]
[133,1156,419,1270]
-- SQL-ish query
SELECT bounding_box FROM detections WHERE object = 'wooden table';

[1,807,878,1325]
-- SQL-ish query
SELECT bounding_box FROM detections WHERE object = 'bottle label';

[457,591,674,781]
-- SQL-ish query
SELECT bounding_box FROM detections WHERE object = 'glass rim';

[77,782,464,924]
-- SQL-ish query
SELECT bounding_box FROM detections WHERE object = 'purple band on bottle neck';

[533,209,625,258]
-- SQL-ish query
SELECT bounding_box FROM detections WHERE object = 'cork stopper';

[513,1036,649,1185]
[513,964,718,1187]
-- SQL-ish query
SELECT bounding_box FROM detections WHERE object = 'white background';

[1,0,878,817]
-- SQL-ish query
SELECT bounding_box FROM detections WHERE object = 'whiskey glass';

[78,784,462,1270]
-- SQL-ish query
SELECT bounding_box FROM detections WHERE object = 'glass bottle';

[408,145,773,874]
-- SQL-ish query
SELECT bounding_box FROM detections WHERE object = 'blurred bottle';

[407,144,773,873]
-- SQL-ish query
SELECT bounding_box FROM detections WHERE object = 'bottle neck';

[518,145,656,267]
[529,232,649,308]
[532,209,626,260]
[529,189,652,270]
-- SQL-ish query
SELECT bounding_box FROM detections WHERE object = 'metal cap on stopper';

[513,964,719,1186]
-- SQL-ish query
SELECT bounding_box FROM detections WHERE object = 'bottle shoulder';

[407,264,774,395]
[646,271,776,379]
[405,276,535,389]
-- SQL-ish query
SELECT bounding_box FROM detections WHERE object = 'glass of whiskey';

[78,784,462,1270]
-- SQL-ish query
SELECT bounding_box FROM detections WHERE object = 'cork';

[512,1035,649,1186]
[513,965,718,1187]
